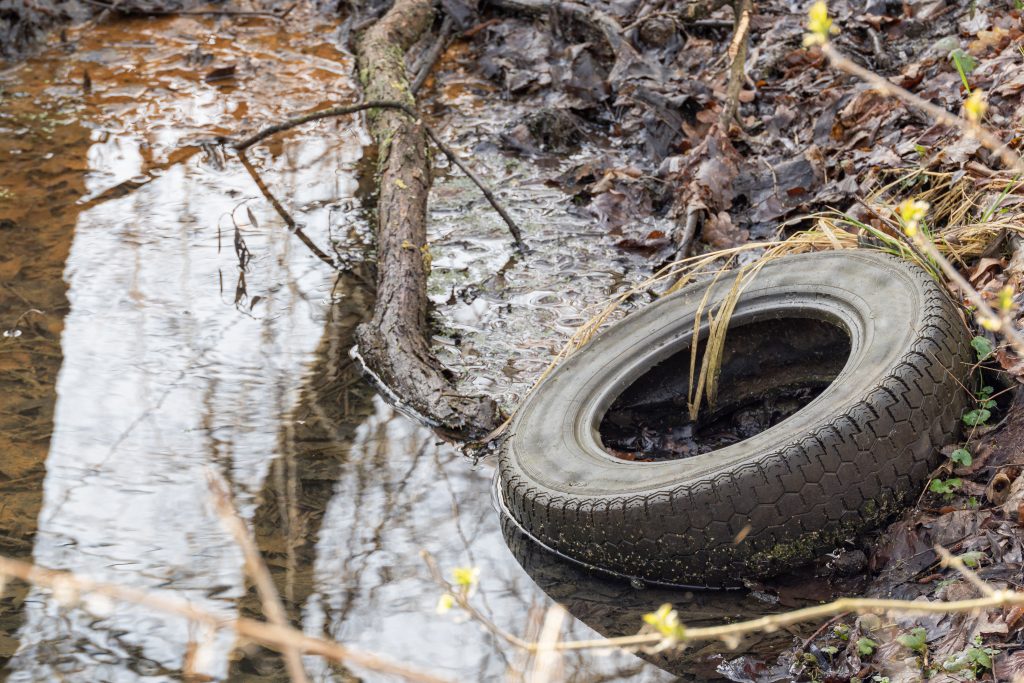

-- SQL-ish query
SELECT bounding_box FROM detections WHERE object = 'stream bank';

[0,5,809,681]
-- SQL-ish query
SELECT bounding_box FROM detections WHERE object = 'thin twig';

[235,151,338,269]
[916,226,1024,356]
[618,9,677,33]
[821,44,1024,175]
[207,472,309,683]
[935,544,997,598]
[822,42,1024,358]
[229,101,527,254]
[411,15,453,94]
[422,123,527,254]
[0,555,454,683]
[429,548,1024,653]
[421,550,534,650]
[796,612,851,656]
[551,593,1024,652]
[721,0,753,127]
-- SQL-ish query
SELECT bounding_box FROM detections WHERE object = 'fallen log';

[354,0,500,438]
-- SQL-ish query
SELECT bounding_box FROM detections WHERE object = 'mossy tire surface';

[498,250,972,587]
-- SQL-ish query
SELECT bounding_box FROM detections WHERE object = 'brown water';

[0,10,807,681]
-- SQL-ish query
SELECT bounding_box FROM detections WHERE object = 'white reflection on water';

[2,13,679,681]
[9,129,365,680]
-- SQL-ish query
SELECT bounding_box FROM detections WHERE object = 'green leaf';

[962,408,991,426]
[942,652,971,672]
[914,144,928,157]
[951,448,972,466]
[857,637,878,656]
[950,49,979,91]
[950,49,979,75]
[968,647,992,669]
[930,478,962,497]
[821,645,838,655]
[971,336,993,361]
[959,551,985,568]
[897,626,928,653]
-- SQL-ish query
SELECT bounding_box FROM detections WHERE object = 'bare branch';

[935,544,997,598]
[229,100,526,254]
[208,472,309,683]
[0,555,454,683]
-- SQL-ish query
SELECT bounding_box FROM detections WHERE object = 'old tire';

[498,250,972,587]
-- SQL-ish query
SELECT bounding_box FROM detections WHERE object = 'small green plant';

[979,175,1023,223]
[962,408,990,426]
[930,477,962,499]
[942,636,998,677]
[962,385,996,426]
[949,49,978,92]
[857,636,878,656]
[970,335,993,361]
[833,623,850,641]
[950,447,972,467]
[897,626,928,654]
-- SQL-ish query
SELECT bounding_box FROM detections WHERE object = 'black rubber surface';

[498,250,972,586]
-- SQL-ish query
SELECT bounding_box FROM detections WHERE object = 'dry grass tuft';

[486,165,1024,439]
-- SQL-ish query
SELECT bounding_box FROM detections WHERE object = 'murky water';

[0,10,811,682]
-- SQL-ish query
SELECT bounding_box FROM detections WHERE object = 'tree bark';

[354,0,500,439]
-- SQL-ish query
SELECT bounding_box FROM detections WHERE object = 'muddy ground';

[5,0,1024,681]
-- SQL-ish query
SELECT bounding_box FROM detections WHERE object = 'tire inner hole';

[599,316,852,462]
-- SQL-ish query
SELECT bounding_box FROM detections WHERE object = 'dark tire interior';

[599,316,852,461]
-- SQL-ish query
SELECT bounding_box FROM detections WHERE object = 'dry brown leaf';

[702,211,749,249]
[969,26,1010,55]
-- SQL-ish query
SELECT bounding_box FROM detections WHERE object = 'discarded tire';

[498,250,971,587]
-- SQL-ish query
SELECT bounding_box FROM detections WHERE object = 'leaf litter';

[440,0,1024,679]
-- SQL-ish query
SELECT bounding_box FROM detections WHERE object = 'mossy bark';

[354,0,499,438]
